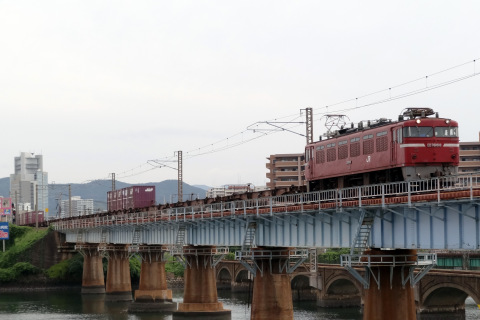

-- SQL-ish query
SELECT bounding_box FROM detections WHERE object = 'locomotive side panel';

[305,109,459,190]
[306,124,398,185]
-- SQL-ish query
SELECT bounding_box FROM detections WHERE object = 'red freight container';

[107,186,155,212]
[23,211,45,226]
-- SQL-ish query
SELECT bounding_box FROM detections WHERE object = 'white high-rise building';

[59,196,94,218]
[10,152,49,215]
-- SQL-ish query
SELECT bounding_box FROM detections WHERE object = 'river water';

[0,289,478,320]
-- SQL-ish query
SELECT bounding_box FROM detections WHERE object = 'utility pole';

[69,184,72,218]
[15,191,18,225]
[35,185,38,229]
[111,173,116,191]
[305,107,313,145]
[177,151,183,202]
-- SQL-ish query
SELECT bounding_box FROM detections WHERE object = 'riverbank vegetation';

[0,225,49,283]
[0,224,185,287]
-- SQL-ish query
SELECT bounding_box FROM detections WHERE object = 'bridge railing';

[52,173,480,230]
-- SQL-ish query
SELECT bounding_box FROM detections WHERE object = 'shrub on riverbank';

[0,262,41,282]
[46,253,83,283]
[0,225,50,268]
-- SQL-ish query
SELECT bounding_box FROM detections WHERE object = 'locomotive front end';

[399,109,459,180]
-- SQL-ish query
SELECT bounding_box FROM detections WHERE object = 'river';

[0,289,478,319]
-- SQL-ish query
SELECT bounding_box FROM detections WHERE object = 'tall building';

[9,152,49,215]
[266,153,305,189]
[59,196,94,218]
[459,133,480,175]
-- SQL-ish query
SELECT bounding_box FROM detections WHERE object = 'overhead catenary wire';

[60,58,480,183]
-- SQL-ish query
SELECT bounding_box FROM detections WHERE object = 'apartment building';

[459,133,480,174]
[266,153,305,189]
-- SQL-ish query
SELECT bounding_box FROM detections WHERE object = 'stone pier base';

[363,249,417,320]
[105,244,132,301]
[174,246,231,319]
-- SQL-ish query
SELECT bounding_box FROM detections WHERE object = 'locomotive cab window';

[403,126,434,137]
[434,127,459,137]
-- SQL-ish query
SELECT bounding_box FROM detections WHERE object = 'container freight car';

[107,186,156,213]
[305,108,459,191]
[17,211,45,226]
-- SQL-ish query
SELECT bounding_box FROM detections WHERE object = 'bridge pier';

[76,244,105,294]
[362,249,418,320]
[252,261,293,319]
[129,245,177,312]
[174,246,231,319]
[104,244,133,301]
[235,247,308,320]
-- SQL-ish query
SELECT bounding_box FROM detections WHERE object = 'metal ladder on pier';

[131,227,141,251]
[176,225,186,247]
[350,210,374,255]
[242,221,257,251]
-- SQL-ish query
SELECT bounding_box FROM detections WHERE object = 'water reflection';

[0,289,478,320]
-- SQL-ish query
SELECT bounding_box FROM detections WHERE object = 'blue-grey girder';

[59,197,480,250]
[54,174,480,250]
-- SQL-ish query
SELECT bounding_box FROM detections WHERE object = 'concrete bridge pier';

[250,248,295,320]
[362,249,418,320]
[104,244,133,301]
[76,244,105,294]
[129,245,177,312]
[174,246,231,319]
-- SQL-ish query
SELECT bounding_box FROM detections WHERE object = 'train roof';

[314,108,453,143]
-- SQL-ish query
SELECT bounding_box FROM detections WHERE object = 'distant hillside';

[0,177,207,216]
[193,184,211,191]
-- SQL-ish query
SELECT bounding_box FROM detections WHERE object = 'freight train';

[304,108,459,191]
[19,107,460,226]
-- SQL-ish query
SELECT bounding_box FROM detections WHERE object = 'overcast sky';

[1,1,479,188]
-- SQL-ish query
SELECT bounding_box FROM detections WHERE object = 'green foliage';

[0,225,50,268]
[225,252,235,261]
[46,253,83,283]
[0,268,15,282]
[165,254,184,278]
[318,248,350,264]
[46,259,70,279]
[0,262,41,282]
[129,257,141,282]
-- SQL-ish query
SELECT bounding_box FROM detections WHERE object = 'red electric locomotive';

[305,108,459,191]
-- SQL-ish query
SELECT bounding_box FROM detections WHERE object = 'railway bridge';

[215,261,480,318]
[52,174,480,319]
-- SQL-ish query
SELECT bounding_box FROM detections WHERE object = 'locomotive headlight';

[416,119,421,124]
[445,119,450,124]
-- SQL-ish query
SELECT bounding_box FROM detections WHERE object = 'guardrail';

[52,173,480,231]
[341,253,437,268]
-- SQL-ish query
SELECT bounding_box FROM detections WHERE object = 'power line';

[81,58,480,182]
